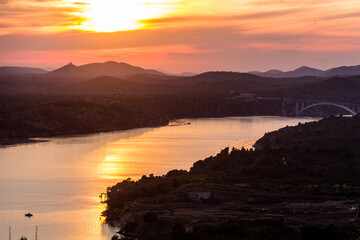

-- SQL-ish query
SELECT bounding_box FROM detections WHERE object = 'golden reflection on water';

[98,203,107,224]
[101,155,126,179]
[94,124,205,181]
[0,117,318,240]
[95,117,316,181]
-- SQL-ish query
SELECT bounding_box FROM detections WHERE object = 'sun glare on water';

[70,0,176,32]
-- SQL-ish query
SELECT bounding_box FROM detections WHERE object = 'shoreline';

[0,121,169,147]
[0,138,48,147]
[103,115,360,239]
[0,114,315,148]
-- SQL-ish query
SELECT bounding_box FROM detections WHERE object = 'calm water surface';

[0,116,317,240]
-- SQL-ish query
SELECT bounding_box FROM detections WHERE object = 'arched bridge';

[294,99,360,116]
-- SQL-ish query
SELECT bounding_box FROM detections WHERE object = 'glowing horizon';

[1,0,360,72]
[69,0,178,32]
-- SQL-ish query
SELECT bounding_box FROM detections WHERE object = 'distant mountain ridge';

[3,61,360,80]
[322,65,360,77]
[249,65,360,78]
[0,66,48,76]
[46,61,165,78]
[155,68,198,77]
[46,62,83,78]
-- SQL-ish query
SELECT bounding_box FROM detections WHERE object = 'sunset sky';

[1,0,360,72]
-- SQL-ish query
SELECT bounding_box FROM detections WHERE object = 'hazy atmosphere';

[1,0,360,72]
[2,1,360,240]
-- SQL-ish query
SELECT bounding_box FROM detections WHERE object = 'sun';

[70,0,176,32]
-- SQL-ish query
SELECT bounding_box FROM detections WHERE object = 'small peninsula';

[104,115,360,240]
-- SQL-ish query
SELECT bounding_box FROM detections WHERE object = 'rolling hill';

[322,65,360,77]
[250,64,360,78]
[69,75,174,94]
[250,66,324,78]
[0,66,48,76]
[46,61,165,79]
[279,75,360,100]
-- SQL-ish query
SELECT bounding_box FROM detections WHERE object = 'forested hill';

[191,115,360,184]
[105,115,360,240]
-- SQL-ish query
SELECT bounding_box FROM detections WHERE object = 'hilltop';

[46,61,165,79]
[3,62,360,99]
[250,64,360,78]
[250,66,324,78]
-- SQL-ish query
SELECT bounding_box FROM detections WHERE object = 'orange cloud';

[1,0,360,71]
